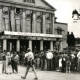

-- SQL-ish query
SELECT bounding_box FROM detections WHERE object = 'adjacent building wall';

[54,22,68,49]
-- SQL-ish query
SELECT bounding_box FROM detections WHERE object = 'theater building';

[0,0,68,52]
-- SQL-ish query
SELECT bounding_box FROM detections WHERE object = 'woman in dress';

[6,52,12,74]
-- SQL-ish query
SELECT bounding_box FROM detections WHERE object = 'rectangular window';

[36,21,41,33]
[46,23,52,34]
[15,19,20,32]
[57,29,62,35]
[26,20,31,32]
[5,18,10,31]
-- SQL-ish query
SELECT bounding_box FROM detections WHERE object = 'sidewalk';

[0,61,80,80]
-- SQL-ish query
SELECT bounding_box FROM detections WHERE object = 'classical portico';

[0,0,64,52]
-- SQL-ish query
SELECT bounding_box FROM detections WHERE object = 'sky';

[46,0,80,38]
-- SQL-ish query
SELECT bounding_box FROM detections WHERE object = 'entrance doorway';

[43,41,50,50]
[32,40,40,52]
[20,40,29,52]
[7,39,16,51]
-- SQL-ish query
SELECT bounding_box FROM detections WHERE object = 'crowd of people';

[1,48,80,76]
[31,50,79,73]
[2,50,19,74]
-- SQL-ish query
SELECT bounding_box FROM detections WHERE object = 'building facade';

[0,0,68,52]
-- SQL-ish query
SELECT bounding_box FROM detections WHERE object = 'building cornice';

[0,0,55,13]
[55,22,68,25]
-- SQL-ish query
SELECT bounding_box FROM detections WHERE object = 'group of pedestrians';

[2,48,80,79]
[2,50,19,74]
[58,50,79,73]
[2,48,38,80]
[30,50,80,73]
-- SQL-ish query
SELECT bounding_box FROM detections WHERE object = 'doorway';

[32,40,40,52]
[7,39,16,52]
[20,40,29,52]
[43,41,50,51]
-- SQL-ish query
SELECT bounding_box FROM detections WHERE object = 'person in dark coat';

[11,51,19,73]
[11,51,15,73]
[62,56,66,72]
[2,50,6,73]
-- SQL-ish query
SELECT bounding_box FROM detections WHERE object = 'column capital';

[10,7,15,10]
[52,13,55,16]
[42,12,46,15]
[32,10,36,14]
[22,9,26,12]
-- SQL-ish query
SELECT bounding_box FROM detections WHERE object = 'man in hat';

[21,48,38,80]
[46,50,53,71]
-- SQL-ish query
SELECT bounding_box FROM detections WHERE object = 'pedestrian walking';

[21,48,38,80]
[2,50,6,73]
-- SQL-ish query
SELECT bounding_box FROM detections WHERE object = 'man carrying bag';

[21,48,38,80]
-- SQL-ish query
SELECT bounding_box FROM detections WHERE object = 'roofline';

[0,0,55,12]
[0,0,56,11]
[55,22,68,25]
[42,0,56,11]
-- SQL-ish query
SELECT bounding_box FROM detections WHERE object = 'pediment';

[2,0,55,10]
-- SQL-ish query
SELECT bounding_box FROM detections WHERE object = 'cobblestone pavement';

[0,61,80,80]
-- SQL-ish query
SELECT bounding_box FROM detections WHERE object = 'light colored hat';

[27,48,31,52]
[7,52,10,56]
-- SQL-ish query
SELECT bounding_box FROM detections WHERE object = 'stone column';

[60,41,63,52]
[32,11,36,33]
[40,40,43,51]
[16,40,20,52]
[5,18,9,31]
[10,42,12,51]
[3,39,7,51]
[29,40,32,51]
[42,12,46,33]
[22,9,26,32]
[0,6,2,32]
[50,41,53,51]
[51,14,55,34]
[11,7,15,31]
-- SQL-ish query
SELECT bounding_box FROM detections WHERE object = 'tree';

[67,32,75,47]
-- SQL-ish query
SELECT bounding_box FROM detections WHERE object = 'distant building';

[0,0,68,53]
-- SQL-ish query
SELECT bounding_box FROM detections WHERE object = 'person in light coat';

[6,52,12,74]
[21,48,38,80]
[46,50,53,71]
[77,51,80,72]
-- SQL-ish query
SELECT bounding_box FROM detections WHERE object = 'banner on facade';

[4,31,62,38]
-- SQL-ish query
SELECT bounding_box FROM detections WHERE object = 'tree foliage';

[67,32,75,47]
